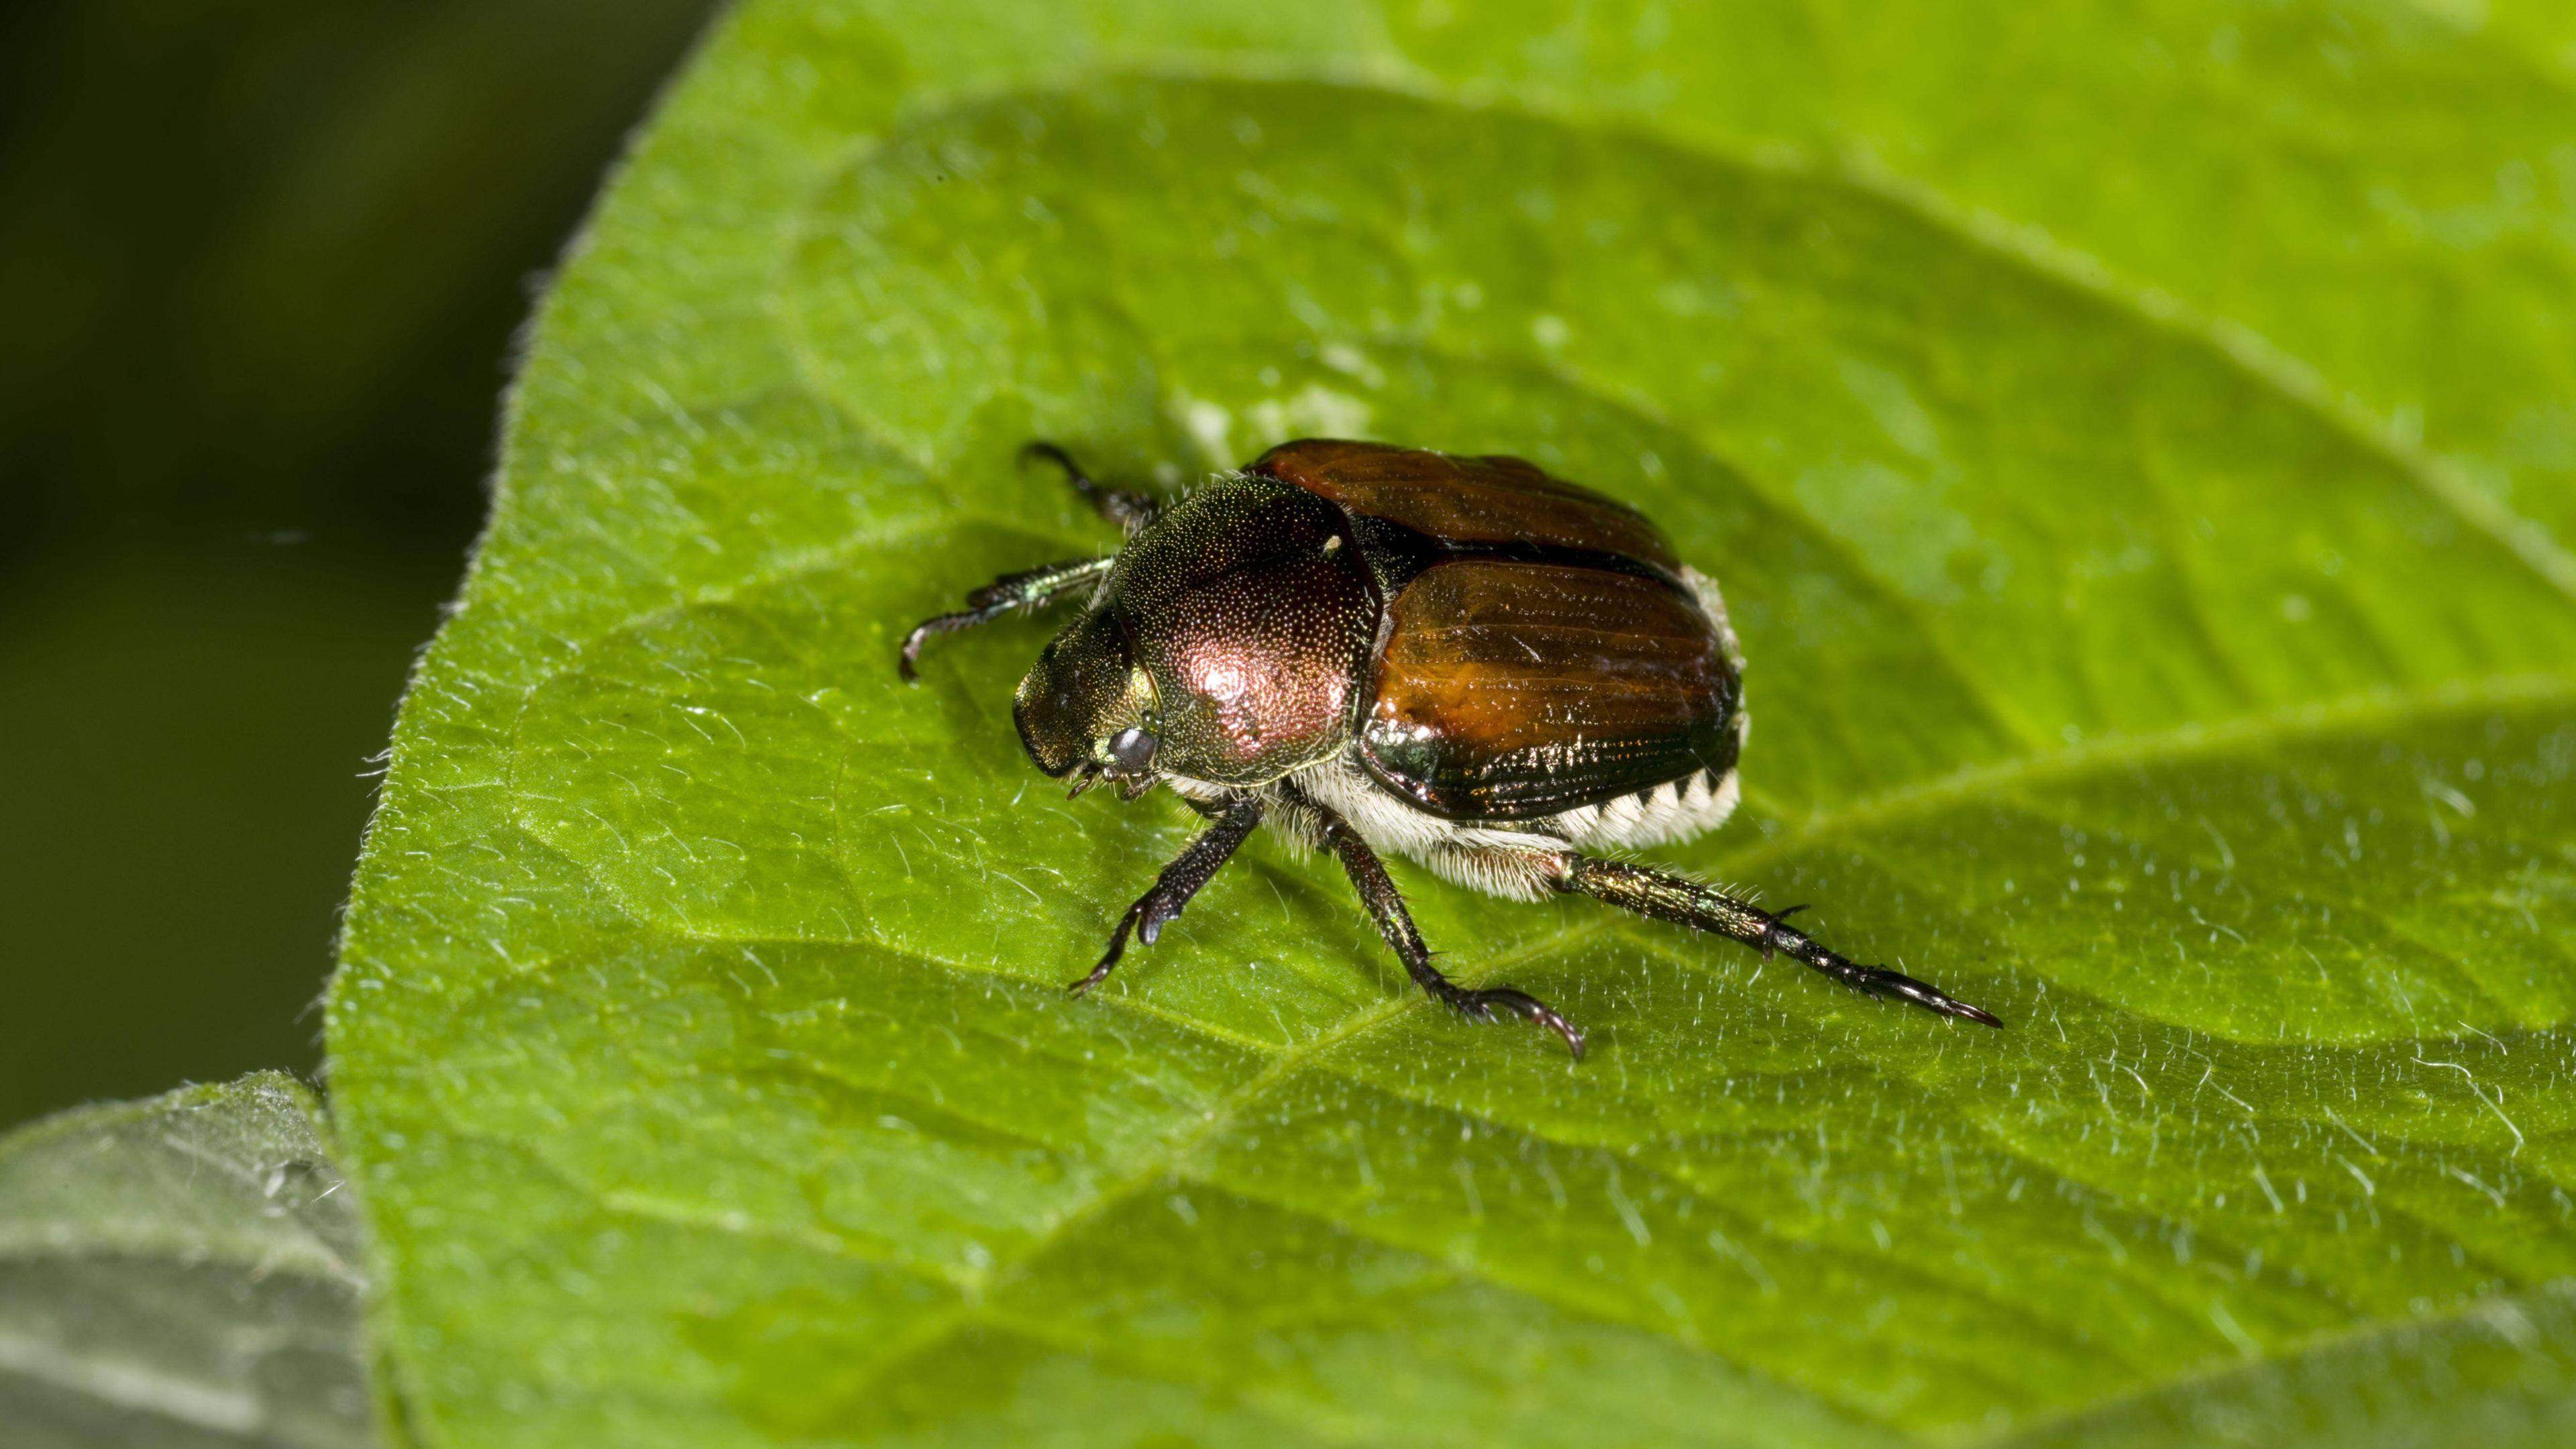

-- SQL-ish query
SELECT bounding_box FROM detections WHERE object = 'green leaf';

[327,3,2576,1444]
[0,1072,378,1448]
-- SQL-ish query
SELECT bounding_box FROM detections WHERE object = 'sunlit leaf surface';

[328,3,2576,1443]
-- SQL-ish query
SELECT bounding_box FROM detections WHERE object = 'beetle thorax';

[1018,475,1381,789]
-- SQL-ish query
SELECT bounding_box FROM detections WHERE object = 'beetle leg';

[1069,793,1264,996]
[1758,904,1807,957]
[898,555,1115,682]
[1021,441,1160,534]
[1320,818,1586,1060]
[1557,856,2002,1027]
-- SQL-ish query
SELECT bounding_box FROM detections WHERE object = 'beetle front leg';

[1070,793,1265,995]
[898,555,1114,682]
[1319,818,1586,1059]
[1558,855,2002,1026]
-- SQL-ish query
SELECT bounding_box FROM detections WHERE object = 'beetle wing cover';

[1359,559,1741,821]
[1249,439,1680,573]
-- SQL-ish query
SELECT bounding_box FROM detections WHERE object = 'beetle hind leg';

[1558,855,2001,1027]
[1318,816,1585,1059]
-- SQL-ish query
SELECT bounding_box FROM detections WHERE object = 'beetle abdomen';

[1545,761,1743,850]
[1356,557,1741,821]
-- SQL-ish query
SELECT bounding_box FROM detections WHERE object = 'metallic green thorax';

[1014,474,1379,789]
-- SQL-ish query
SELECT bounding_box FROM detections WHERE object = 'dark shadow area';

[0,0,719,1129]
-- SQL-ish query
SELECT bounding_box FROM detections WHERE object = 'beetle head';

[1014,609,1161,798]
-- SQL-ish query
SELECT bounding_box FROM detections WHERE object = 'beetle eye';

[1104,727,1159,775]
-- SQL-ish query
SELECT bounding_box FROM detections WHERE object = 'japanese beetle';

[903,440,2000,1057]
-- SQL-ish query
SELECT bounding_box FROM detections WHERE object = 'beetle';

[901,439,2000,1057]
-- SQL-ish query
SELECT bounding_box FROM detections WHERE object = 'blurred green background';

[0,0,716,1131]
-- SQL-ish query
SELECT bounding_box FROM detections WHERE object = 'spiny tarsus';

[1560,856,2003,1029]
